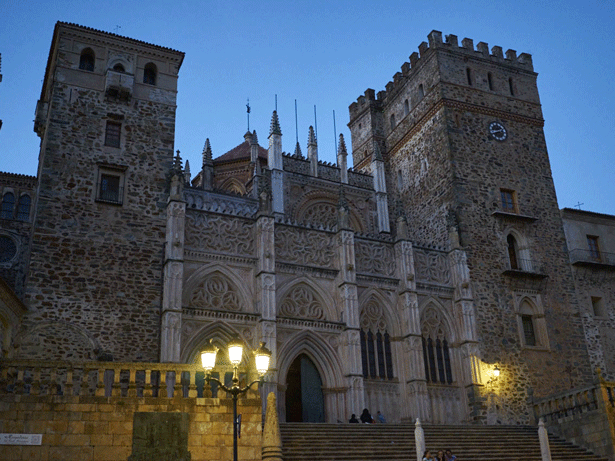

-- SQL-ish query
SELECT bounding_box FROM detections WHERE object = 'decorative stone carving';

[355,239,396,276]
[414,248,451,284]
[279,285,325,320]
[421,306,448,339]
[185,213,254,256]
[300,202,338,229]
[360,299,388,331]
[184,189,258,217]
[189,273,244,311]
[275,226,334,268]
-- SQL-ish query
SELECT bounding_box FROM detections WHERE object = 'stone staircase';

[279,423,607,461]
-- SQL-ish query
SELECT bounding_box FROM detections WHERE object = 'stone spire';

[201,139,214,191]
[172,149,183,174]
[294,141,303,158]
[183,159,191,185]
[250,130,260,164]
[308,126,318,177]
[337,133,348,184]
[269,110,282,136]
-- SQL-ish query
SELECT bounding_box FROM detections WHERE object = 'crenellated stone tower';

[349,31,592,422]
[19,22,184,362]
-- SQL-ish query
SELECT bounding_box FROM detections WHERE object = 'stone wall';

[0,360,264,460]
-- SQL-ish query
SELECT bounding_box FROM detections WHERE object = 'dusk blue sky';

[1,0,614,215]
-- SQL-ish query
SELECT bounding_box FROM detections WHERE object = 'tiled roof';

[214,141,268,163]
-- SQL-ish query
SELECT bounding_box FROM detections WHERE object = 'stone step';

[279,423,607,461]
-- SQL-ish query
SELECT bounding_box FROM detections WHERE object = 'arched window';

[421,307,453,385]
[16,194,31,222]
[507,234,519,270]
[360,300,394,380]
[466,68,473,86]
[487,72,494,91]
[404,99,410,116]
[508,77,515,96]
[418,84,424,100]
[1,192,15,220]
[112,63,125,72]
[517,298,545,348]
[79,48,95,72]
[143,63,157,85]
[390,114,396,130]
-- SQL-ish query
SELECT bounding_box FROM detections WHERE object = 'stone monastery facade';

[1,22,615,426]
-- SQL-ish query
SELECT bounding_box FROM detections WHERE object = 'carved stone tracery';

[189,273,244,311]
[279,285,325,320]
[355,240,396,276]
[275,226,334,268]
[360,299,388,332]
[185,213,254,256]
[414,249,451,284]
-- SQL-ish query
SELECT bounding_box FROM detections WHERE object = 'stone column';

[395,217,429,421]
[161,172,186,362]
[337,211,364,418]
[308,126,318,177]
[256,212,278,408]
[449,246,484,421]
[268,111,284,217]
[262,393,283,461]
[372,141,390,233]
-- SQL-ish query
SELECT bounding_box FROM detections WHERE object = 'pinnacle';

[308,126,317,146]
[173,149,183,173]
[202,138,212,163]
[251,130,259,145]
[294,141,303,157]
[269,110,282,136]
[338,133,347,156]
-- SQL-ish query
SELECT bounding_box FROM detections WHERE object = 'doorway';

[285,354,324,422]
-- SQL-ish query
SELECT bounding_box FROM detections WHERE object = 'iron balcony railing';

[569,248,615,266]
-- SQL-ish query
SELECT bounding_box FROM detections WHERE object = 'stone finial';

[294,141,303,158]
[308,125,317,146]
[251,130,259,145]
[269,110,282,137]
[202,139,213,165]
[173,150,183,174]
[337,134,348,184]
[184,160,191,185]
[262,392,282,461]
[251,130,260,164]
[338,133,348,157]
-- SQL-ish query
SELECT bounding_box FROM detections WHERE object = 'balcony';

[569,248,615,270]
[105,70,134,101]
[503,258,548,278]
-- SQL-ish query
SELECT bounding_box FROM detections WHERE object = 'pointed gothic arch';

[291,191,366,233]
[182,264,253,313]
[276,277,335,322]
[219,177,246,196]
[420,298,457,385]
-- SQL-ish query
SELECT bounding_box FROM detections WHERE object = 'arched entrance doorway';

[285,354,324,422]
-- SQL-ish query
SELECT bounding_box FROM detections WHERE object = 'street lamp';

[201,337,272,461]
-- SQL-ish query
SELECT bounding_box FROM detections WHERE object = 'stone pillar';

[336,207,364,417]
[262,393,283,461]
[538,418,552,461]
[161,171,186,362]
[415,418,425,461]
[308,126,318,177]
[268,111,284,217]
[372,141,390,233]
[256,212,278,407]
[449,246,484,421]
[395,217,429,421]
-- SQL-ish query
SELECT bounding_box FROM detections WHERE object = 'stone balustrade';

[0,359,258,400]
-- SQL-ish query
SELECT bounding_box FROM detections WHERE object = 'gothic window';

[508,77,515,96]
[404,99,410,116]
[1,192,15,219]
[487,72,494,91]
[105,121,121,148]
[360,300,394,380]
[16,194,31,222]
[113,63,125,72]
[587,235,601,262]
[521,314,536,346]
[390,114,396,130]
[507,234,519,270]
[466,68,473,86]
[421,308,454,385]
[143,63,157,85]
[79,48,95,71]
[0,236,17,263]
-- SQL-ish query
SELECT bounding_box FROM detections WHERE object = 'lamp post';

[201,337,272,461]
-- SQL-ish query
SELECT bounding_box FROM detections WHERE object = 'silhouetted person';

[349,414,359,423]
[360,408,373,424]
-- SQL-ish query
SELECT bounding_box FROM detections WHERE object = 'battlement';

[349,30,534,119]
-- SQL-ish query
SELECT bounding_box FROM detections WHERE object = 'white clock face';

[489,122,507,141]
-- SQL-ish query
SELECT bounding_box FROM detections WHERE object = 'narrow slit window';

[521,315,536,346]
[508,77,515,96]
[466,68,473,86]
[587,235,601,261]
[488,72,494,90]
[79,49,95,71]
[143,63,157,85]
[16,195,31,221]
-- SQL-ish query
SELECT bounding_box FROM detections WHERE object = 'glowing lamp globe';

[494,365,500,377]
[253,342,272,376]
[227,336,244,366]
[200,340,218,371]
